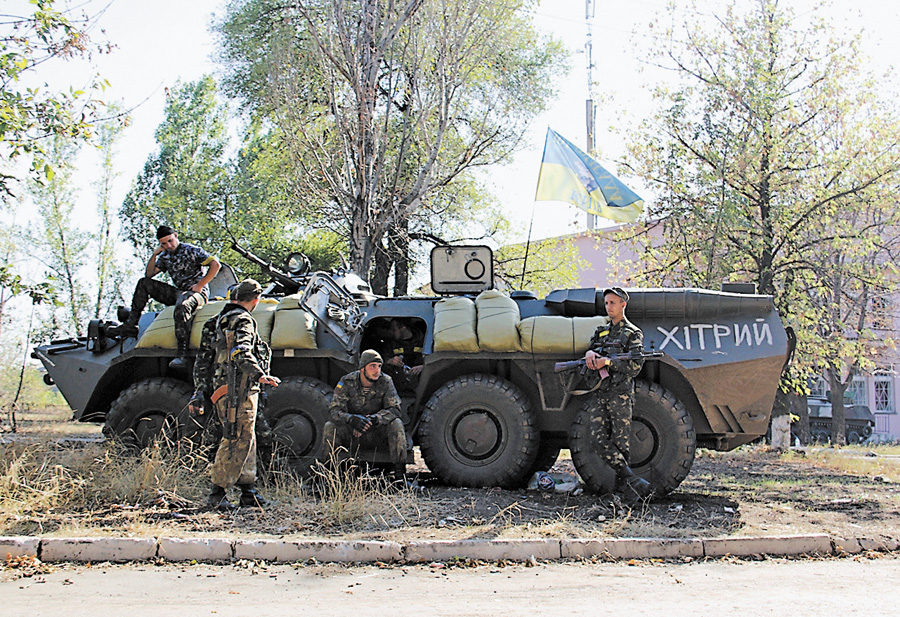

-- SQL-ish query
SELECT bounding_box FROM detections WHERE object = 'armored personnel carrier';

[32,244,794,495]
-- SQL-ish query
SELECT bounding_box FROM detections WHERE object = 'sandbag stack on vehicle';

[431,290,610,355]
[134,298,306,350]
[433,296,479,352]
[269,293,317,349]
[475,289,523,351]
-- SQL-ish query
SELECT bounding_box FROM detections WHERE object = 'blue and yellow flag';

[534,129,644,223]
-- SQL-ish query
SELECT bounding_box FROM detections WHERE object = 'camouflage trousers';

[323,417,407,467]
[210,391,258,488]
[129,277,206,345]
[588,388,633,472]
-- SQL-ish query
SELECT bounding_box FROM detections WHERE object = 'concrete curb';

[2,534,896,564]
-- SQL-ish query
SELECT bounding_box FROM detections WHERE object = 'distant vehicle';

[801,396,875,444]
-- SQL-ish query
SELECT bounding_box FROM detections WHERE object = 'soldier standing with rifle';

[583,287,653,500]
[190,279,281,511]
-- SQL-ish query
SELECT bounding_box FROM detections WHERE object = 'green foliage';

[216,0,568,288]
[92,102,132,318]
[0,0,108,199]
[27,136,90,336]
[0,362,65,411]
[496,236,587,297]
[619,0,900,442]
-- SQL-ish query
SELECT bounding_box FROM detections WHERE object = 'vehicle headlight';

[285,252,310,276]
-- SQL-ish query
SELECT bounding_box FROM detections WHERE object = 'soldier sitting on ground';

[323,350,409,486]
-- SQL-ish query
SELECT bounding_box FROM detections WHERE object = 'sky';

[11,0,900,249]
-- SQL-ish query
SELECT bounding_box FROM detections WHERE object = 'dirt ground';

[2,408,899,543]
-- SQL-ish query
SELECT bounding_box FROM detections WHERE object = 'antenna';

[585,0,597,231]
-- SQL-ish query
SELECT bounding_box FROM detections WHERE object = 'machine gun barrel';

[553,350,663,373]
[230,242,300,293]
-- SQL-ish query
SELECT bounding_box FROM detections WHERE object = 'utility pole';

[585,0,597,230]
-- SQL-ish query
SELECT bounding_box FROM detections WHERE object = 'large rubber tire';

[418,374,539,488]
[526,441,562,475]
[568,380,696,496]
[263,376,332,477]
[104,378,194,450]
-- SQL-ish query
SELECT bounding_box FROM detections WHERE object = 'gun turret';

[230,242,301,294]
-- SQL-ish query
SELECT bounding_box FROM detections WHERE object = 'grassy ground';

[1,410,898,542]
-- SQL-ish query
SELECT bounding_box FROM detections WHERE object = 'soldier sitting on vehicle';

[323,350,409,486]
[110,225,221,370]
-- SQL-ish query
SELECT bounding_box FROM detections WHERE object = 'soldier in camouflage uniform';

[583,287,653,499]
[324,350,408,483]
[190,279,281,510]
[111,225,221,370]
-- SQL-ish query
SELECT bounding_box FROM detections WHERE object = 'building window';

[874,373,894,413]
[810,376,827,398]
[847,376,868,407]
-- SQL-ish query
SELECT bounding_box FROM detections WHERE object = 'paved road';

[4,555,898,616]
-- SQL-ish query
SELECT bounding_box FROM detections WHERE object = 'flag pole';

[520,201,536,289]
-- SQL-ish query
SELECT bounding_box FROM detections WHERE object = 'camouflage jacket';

[588,316,644,392]
[193,304,271,396]
[155,242,217,296]
[329,371,401,426]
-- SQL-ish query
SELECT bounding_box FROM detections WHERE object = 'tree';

[27,135,89,336]
[92,102,131,318]
[217,0,567,292]
[619,0,900,444]
[120,76,231,256]
[0,0,108,200]
[120,77,340,280]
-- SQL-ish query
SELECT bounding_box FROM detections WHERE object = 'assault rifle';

[554,350,664,382]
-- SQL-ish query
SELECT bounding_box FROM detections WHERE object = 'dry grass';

[781,445,900,480]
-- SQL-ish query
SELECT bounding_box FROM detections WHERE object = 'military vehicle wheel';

[568,380,695,496]
[264,376,332,477]
[104,378,194,449]
[526,441,562,474]
[847,429,862,444]
[419,374,538,488]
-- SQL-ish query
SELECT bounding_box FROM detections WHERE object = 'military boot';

[107,314,139,339]
[389,464,419,491]
[238,484,268,508]
[206,484,235,511]
[617,465,653,500]
[168,339,190,370]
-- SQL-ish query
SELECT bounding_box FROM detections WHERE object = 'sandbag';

[188,301,227,349]
[186,300,278,348]
[518,316,576,354]
[276,293,305,311]
[270,308,317,349]
[573,316,611,353]
[475,289,522,352]
[253,300,278,342]
[135,306,177,349]
[433,296,479,352]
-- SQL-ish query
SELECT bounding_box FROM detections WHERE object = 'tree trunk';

[371,241,392,296]
[828,371,847,446]
[771,389,791,450]
[794,392,810,445]
[392,217,410,296]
